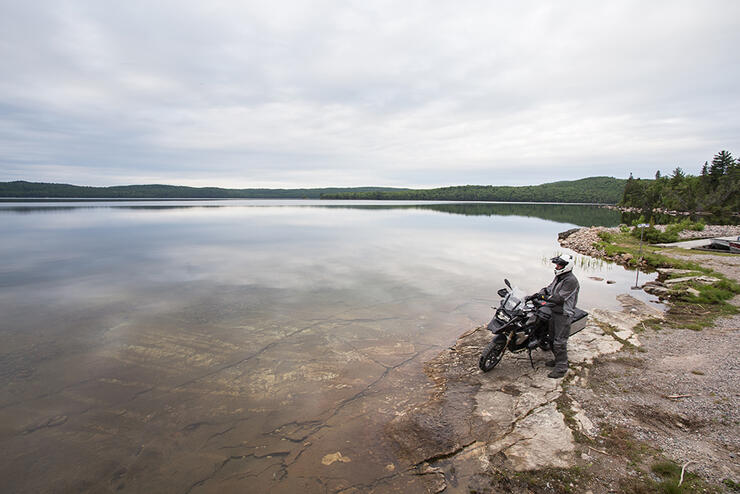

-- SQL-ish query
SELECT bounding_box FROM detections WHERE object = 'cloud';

[1,0,739,187]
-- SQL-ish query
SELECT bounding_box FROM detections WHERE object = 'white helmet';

[551,254,574,276]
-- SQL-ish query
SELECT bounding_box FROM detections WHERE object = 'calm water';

[0,200,656,493]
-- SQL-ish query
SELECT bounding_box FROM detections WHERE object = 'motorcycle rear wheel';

[479,338,506,372]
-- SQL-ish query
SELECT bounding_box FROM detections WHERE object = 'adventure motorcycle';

[478,279,589,372]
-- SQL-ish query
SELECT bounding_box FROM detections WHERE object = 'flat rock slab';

[664,275,720,285]
[387,294,663,491]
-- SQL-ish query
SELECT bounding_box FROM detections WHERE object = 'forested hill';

[0,177,625,203]
[320,177,626,203]
[0,182,408,199]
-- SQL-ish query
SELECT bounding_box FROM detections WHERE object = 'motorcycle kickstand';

[527,348,535,369]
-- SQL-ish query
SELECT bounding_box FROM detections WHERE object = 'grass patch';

[680,279,740,304]
[594,320,639,351]
[618,459,721,493]
[723,478,740,491]
[511,466,591,494]
[659,301,738,332]
[598,424,656,464]
[471,466,592,494]
[593,231,740,330]
[555,392,596,446]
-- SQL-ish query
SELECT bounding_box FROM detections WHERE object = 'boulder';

[558,228,581,241]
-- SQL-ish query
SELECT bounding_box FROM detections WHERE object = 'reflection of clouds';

[1,204,651,330]
[151,218,565,301]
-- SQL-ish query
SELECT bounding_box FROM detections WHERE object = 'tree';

[670,166,685,185]
[710,150,734,183]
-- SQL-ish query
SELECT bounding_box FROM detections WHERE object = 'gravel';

[561,232,740,485]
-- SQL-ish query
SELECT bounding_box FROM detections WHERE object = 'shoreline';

[384,226,739,493]
[601,204,740,219]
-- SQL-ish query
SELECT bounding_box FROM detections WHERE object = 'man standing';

[528,254,580,379]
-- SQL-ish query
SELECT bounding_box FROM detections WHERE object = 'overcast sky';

[1,1,739,188]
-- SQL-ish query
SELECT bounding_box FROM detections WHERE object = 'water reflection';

[0,201,655,493]
[0,199,622,227]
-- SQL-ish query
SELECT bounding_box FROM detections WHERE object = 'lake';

[0,200,656,493]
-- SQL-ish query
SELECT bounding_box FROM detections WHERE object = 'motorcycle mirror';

[497,288,508,297]
[504,279,512,289]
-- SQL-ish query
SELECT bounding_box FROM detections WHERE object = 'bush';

[630,219,706,244]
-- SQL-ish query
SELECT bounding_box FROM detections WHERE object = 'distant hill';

[321,177,626,204]
[0,177,626,203]
[0,181,408,199]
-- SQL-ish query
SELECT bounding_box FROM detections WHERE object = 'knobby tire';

[479,339,505,372]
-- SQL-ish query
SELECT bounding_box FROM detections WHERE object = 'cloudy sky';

[1,1,739,188]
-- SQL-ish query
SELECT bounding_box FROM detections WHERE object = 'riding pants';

[549,312,570,372]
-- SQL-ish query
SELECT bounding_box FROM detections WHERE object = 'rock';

[571,401,596,437]
[665,275,719,285]
[614,330,633,341]
[656,268,698,276]
[321,452,351,465]
[606,280,616,284]
[487,403,575,471]
[589,276,604,281]
[558,228,581,241]
[569,325,624,363]
[687,287,701,297]
[386,293,662,489]
[643,285,673,298]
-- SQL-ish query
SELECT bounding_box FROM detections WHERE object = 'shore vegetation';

[621,150,739,216]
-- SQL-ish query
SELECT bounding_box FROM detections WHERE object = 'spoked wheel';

[479,338,506,372]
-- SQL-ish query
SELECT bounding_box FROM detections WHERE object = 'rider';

[526,254,580,379]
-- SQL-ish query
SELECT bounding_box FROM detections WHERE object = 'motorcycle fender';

[486,316,507,333]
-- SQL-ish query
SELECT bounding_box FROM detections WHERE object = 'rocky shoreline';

[386,294,661,493]
[559,224,740,265]
[602,204,740,220]
[384,226,740,493]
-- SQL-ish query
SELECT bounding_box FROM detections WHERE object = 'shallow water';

[0,200,657,493]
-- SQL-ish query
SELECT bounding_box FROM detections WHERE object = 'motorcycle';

[478,279,589,372]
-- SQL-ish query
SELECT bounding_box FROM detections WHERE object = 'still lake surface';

[0,200,656,493]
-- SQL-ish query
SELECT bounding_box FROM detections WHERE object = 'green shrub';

[630,219,707,244]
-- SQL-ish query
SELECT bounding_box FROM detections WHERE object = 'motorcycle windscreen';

[569,308,589,336]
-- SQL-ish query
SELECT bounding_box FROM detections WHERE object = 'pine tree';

[670,166,684,185]
[710,150,734,183]
[701,161,709,177]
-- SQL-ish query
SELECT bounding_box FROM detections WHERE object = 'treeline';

[315,202,621,226]
[0,181,408,199]
[320,177,625,203]
[621,150,740,214]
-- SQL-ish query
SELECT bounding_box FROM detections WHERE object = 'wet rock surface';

[385,295,660,493]
[0,305,463,494]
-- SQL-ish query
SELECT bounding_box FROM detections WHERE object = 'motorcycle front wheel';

[479,338,506,372]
